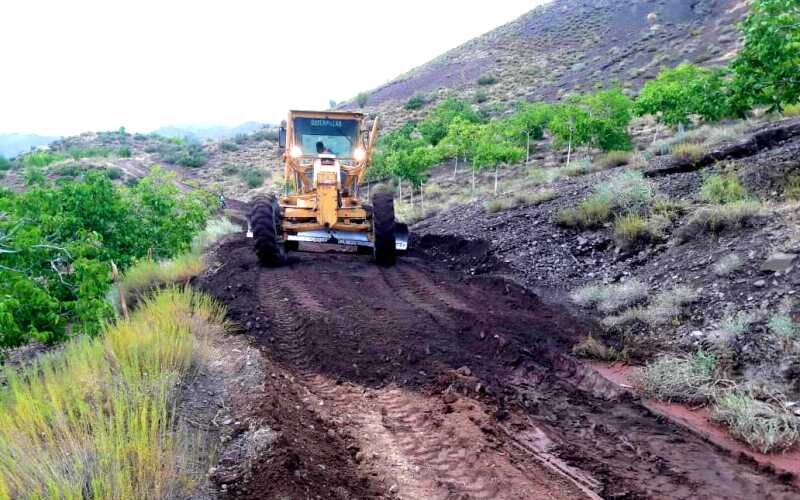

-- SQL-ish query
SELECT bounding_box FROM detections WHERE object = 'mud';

[199,234,800,499]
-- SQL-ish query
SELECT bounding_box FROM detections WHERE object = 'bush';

[240,169,265,188]
[712,389,800,453]
[595,170,654,211]
[405,94,426,111]
[106,167,124,180]
[23,151,65,167]
[672,143,706,162]
[783,103,800,117]
[720,311,755,335]
[251,128,279,142]
[572,336,625,361]
[700,174,747,204]
[635,352,717,403]
[474,90,489,103]
[676,201,763,241]
[356,92,369,107]
[604,286,697,328]
[477,74,498,86]
[0,156,11,171]
[117,146,132,158]
[221,141,239,152]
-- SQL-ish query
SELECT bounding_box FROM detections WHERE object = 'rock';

[761,253,796,273]
[753,279,766,288]
[456,366,472,377]
[443,392,458,404]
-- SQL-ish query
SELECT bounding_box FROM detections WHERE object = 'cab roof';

[289,110,364,121]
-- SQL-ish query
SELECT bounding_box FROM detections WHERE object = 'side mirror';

[278,127,286,149]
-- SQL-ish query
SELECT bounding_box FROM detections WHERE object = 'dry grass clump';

[650,122,750,156]
[676,201,763,242]
[571,336,626,361]
[713,254,743,276]
[785,174,800,200]
[0,288,228,498]
[557,171,653,229]
[635,351,717,403]
[571,279,648,313]
[604,286,697,328]
[782,103,800,118]
[556,197,611,228]
[712,389,800,453]
[485,190,557,213]
[596,151,632,169]
[613,213,661,248]
[672,142,706,162]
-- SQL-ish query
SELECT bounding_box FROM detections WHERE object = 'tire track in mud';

[201,236,800,500]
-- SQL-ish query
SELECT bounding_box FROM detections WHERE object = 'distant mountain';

[151,122,269,141]
[0,133,60,158]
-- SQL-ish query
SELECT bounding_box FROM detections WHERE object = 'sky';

[0,0,548,136]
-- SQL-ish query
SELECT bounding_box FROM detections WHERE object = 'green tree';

[356,92,370,107]
[636,64,732,127]
[506,103,553,164]
[731,0,800,113]
[580,88,634,151]
[418,97,481,146]
[436,116,480,177]
[474,122,525,194]
[548,100,591,165]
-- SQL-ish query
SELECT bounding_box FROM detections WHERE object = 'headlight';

[290,145,303,158]
[353,147,366,161]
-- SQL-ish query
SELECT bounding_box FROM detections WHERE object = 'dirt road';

[200,235,799,499]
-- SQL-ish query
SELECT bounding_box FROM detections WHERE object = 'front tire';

[372,193,397,266]
[250,195,287,267]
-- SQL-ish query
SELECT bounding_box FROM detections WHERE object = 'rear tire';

[250,195,287,267]
[372,193,397,266]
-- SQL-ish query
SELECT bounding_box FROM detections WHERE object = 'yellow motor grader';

[248,110,408,266]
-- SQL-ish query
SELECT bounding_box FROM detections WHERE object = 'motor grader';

[248,110,407,266]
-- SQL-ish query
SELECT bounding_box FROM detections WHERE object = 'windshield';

[293,117,359,157]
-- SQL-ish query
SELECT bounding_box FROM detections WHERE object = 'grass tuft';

[635,352,717,403]
[672,143,705,162]
[767,314,798,338]
[676,201,763,241]
[713,254,743,276]
[700,174,747,204]
[0,288,227,498]
[712,389,800,453]
[571,279,648,313]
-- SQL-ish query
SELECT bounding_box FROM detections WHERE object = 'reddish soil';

[199,234,800,499]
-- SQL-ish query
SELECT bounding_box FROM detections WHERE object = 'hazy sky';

[0,0,547,136]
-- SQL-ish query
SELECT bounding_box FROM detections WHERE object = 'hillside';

[351,0,746,128]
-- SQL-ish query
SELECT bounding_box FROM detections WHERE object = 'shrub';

[651,197,688,220]
[233,134,249,145]
[768,314,797,338]
[596,150,632,169]
[562,159,601,177]
[571,279,648,313]
[595,170,654,212]
[23,151,65,167]
[676,201,763,241]
[672,143,705,162]
[356,92,369,107]
[474,90,489,103]
[701,174,747,204]
[713,254,743,276]
[477,74,498,86]
[0,156,11,171]
[117,146,132,158]
[221,141,239,152]
[712,389,800,453]
[251,128,279,142]
[106,167,124,180]
[240,169,265,188]
[635,352,717,403]
[405,94,426,111]
[55,164,84,178]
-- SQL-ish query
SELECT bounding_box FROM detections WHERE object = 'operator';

[316,141,333,155]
